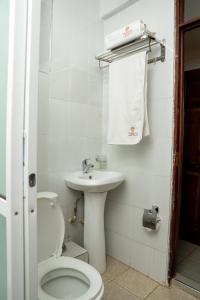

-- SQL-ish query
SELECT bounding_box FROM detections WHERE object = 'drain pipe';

[68,193,84,224]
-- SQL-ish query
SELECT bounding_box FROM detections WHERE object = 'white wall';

[38,0,104,245]
[101,0,175,284]
[37,0,52,192]
[100,0,139,19]
[38,0,175,285]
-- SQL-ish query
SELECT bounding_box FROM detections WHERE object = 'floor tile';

[146,286,198,300]
[177,259,200,283]
[189,247,200,264]
[103,282,139,300]
[114,268,158,299]
[102,256,129,283]
[176,240,197,264]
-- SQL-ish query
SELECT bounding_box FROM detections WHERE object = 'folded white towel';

[105,20,145,50]
[107,51,149,145]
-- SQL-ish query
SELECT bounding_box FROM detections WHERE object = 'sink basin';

[65,169,124,274]
[65,170,124,193]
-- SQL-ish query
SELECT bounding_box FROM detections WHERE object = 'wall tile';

[87,106,102,138]
[67,103,88,138]
[48,136,68,172]
[37,173,49,191]
[37,134,48,173]
[50,69,70,100]
[130,240,168,283]
[65,136,88,171]
[105,201,132,238]
[39,0,52,72]
[101,0,175,284]
[48,98,69,138]
[105,230,132,265]
[148,97,173,139]
[86,137,102,160]
[131,206,169,252]
[38,73,49,135]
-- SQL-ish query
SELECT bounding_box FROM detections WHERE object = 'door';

[0,0,27,299]
[0,1,41,299]
[179,69,200,245]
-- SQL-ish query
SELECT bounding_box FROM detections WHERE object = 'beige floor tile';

[103,282,139,300]
[114,268,158,299]
[146,286,198,300]
[102,256,129,283]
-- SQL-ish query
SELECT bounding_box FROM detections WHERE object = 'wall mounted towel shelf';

[95,31,166,69]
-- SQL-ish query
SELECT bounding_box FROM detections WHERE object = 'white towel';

[105,20,145,50]
[107,51,149,145]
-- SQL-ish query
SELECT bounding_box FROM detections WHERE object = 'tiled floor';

[103,256,199,300]
[175,240,200,292]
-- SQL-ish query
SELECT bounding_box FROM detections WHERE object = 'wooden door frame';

[169,0,200,280]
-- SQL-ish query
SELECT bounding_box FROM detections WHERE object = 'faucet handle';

[82,158,90,171]
[82,158,90,165]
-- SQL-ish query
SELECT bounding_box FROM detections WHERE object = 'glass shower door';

[0,0,10,299]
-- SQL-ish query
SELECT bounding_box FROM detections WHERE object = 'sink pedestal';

[84,192,107,274]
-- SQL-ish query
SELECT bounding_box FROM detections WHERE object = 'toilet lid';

[37,192,65,263]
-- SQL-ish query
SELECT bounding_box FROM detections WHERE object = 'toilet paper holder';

[142,206,160,231]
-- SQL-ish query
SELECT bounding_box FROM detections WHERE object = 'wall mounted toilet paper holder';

[142,205,160,231]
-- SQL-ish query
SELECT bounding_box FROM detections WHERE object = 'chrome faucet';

[82,158,94,173]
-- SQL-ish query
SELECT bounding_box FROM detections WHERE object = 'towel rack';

[95,31,166,69]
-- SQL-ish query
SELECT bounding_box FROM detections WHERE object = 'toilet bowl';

[37,192,104,300]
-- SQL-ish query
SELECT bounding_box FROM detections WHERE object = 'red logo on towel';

[123,26,133,38]
[128,127,138,136]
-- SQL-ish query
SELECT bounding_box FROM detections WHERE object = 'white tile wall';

[38,0,104,246]
[130,240,168,283]
[38,0,175,285]
[100,0,140,19]
[39,0,52,73]
[101,0,175,284]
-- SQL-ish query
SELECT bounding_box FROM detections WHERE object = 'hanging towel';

[107,51,149,145]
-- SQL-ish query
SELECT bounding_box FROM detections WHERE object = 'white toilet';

[37,192,104,300]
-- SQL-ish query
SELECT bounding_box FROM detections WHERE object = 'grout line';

[103,266,130,285]
[114,282,143,299]
[143,285,160,300]
[112,267,158,300]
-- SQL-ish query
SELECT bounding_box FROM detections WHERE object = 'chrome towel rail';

[95,32,166,68]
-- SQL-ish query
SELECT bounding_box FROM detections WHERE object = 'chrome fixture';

[82,158,94,173]
[95,29,166,69]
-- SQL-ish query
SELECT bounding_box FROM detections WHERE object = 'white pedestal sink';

[65,170,124,274]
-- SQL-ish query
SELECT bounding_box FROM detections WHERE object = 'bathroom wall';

[38,0,175,284]
[38,0,104,245]
[37,0,52,192]
[100,0,139,19]
[101,0,175,284]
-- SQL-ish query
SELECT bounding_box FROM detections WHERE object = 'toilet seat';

[38,256,104,300]
[37,192,104,300]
